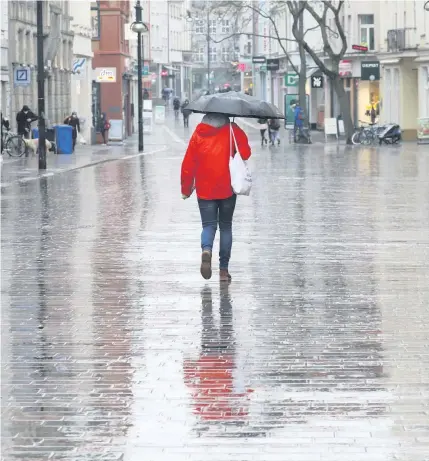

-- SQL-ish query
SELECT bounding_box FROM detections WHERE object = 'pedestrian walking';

[173,97,181,119]
[16,105,38,139]
[181,112,251,282]
[268,118,281,145]
[143,88,150,100]
[181,99,191,127]
[98,113,110,145]
[64,112,80,152]
[257,118,268,146]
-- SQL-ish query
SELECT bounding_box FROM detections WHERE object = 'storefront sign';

[252,56,266,64]
[94,67,117,83]
[352,44,368,52]
[266,58,280,71]
[361,61,380,81]
[285,73,299,87]
[154,106,166,124]
[417,117,429,142]
[72,58,87,79]
[339,60,352,77]
[311,75,324,88]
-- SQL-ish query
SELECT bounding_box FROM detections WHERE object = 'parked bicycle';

[1,128,27,158]
[352,121,382,145]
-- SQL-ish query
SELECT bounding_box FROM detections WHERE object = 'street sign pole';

[36,0,46,171]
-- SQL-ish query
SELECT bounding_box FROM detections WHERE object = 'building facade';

[8,1,73,130]
[377,0,429,139]
[1,0,10,120]
[91,0,132,142]
[190,0,240,94]
[70,0,94,144]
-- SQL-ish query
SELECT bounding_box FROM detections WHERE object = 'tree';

[209,1,310,124]
[287,0,354,144]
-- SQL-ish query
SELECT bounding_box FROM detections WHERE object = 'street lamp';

[36,0,46,170]
[131,1,148,153]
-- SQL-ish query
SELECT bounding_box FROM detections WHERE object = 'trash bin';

[54,124,73,154]
[32,127,39,139]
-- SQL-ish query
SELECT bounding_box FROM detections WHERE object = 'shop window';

[92,81,101,132]
[359,14,375,51]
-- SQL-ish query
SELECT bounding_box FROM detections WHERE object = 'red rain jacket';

[181,122,251,200]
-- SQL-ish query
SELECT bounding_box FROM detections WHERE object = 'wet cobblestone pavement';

[2,119,429,460]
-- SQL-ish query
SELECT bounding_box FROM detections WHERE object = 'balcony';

[387,28,417,52]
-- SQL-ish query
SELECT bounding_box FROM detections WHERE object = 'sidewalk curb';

[3,146,168,187]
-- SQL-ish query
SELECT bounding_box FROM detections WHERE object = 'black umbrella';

[187,92,284,119]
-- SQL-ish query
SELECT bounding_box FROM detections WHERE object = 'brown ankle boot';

[219,269,231,282]
[200,250,212,280]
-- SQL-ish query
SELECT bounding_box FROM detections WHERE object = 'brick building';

[91,1,132,142]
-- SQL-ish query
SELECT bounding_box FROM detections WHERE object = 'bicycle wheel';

[5,135,26,157]
[363,130,375,145]
[352,131,362,145]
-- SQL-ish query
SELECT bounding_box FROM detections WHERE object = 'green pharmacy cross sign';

[285,73,299,87]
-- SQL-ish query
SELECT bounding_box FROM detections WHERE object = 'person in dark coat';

[143,88,150,100]
[16,105,38,139]
[1,112,10,153]
[64,112,80,151]
[181,99,191,127]
[98,113,110,145]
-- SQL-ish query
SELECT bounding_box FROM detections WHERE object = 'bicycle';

[352,121,381,145]
[1,129,27,157]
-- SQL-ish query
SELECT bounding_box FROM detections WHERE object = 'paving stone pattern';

[1,122,429,461]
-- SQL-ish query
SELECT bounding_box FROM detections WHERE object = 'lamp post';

[131,1,148,153]
[36,0,46,170]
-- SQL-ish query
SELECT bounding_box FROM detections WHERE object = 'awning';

[163,65,179,71]
[380,58,401,65]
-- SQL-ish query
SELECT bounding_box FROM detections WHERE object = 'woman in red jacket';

[181,113,251,282]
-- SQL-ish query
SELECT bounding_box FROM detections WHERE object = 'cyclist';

[173,97,181,119]
[16,105,38,139]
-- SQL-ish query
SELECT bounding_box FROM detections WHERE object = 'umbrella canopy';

[187,92,284,119]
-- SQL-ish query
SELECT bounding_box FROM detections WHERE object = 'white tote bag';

[229,123,252,196]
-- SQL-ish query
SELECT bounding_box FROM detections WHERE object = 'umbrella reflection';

[183,286,253,427]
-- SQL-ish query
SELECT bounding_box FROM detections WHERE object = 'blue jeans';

[197,195,237,270]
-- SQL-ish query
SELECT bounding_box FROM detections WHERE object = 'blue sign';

[14,67,31,87]
[72,57,86,74]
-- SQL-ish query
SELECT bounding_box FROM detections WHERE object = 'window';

[209,46,216,62]
[194,46,204,63]
[221,47,229,61]
[221,19,230,34]
[91,1,100,39]
[359,14,375,51]
[195,19,205,34]
[209,19,216,35]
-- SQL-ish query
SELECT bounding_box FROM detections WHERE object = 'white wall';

[1,0,10,119]
[70,0,94,144]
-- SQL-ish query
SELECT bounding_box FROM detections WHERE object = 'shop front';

[358,61,380,124]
